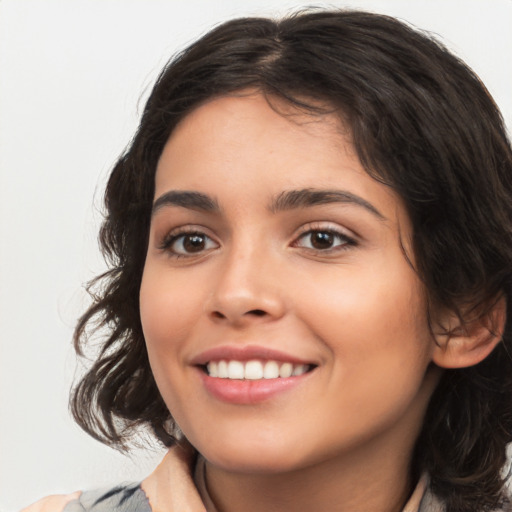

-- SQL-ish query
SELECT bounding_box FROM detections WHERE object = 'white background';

[1,0,511,509]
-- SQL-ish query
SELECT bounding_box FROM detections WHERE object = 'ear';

[432,295,507,369]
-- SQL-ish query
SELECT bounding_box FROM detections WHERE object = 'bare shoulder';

[20,492,81,512]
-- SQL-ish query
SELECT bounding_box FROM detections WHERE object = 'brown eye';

[295,229,354,252]
[310,231,335,249]
[165,231,218,256]
[182,234,207,252]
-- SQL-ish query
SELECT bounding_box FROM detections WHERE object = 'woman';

[24,9,512,512]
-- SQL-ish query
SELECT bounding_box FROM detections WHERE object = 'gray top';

[60,479,444,512]
[63,483,150,512]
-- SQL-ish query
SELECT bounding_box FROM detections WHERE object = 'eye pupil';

[311,232,334,249]
[183,234,205,252]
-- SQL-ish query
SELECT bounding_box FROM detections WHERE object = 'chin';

[208,453,304,475]
[195,437,307,475]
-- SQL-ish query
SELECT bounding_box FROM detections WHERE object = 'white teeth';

[228,360,245,379]
[207,361,218,377]
[279,362,293,378]
[292,364,307,376]
[245,360,264,380]
[206,359,310,380]
[218,360,228,378]
[263,360,279,379]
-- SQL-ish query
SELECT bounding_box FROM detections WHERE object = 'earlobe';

[432,295,507,369]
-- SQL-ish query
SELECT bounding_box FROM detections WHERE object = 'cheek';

[139,268,197,418]
[139,267,198,388]
[295,256,432,366]
[298,266,434,433]
[141,265,195,343]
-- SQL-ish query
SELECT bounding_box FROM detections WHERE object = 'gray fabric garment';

[61,480,440,512]
[61,479,442,512]
[417,486,445,512]
[63,483,151,512]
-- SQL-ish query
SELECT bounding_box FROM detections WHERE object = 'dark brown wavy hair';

[71,10,512,511]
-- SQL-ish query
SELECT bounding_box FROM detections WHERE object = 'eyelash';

[159,225,357,259]
[293,225,357,253]
[159,228,219,258]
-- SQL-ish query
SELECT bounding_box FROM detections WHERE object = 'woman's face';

[140,93,439,474]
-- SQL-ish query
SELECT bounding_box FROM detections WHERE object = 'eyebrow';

[152,190,220,216]
[151,187,385,220]
[269,188,385,219]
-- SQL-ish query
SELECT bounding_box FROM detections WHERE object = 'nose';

[207,244,286,327]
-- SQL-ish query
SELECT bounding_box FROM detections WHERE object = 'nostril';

[247,309,266,317]
[210,308,269,323]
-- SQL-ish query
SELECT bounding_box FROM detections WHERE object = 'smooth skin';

[139,92,501,512]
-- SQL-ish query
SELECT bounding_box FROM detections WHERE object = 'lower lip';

[198,369,313,404]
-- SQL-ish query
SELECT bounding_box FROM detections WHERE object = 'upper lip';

[190,345,316,366]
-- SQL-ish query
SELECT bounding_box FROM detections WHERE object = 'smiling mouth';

[203,360,316,380]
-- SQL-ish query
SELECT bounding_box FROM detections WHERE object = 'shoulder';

[21,484,150,512]
[20,492,81,512]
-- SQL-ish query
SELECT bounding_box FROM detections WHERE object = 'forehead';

[154,93,405,226]
[159,95,335,180]
[157,92,348,181]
